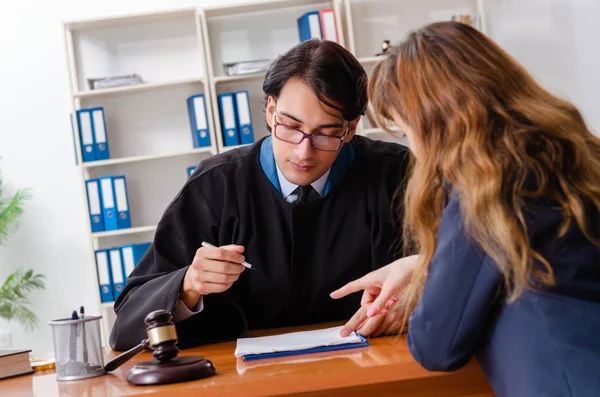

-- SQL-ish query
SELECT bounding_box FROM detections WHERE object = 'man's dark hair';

[263,39,368,123]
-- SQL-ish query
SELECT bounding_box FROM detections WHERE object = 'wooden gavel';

[105,309,215,385]
[104,310,179,371]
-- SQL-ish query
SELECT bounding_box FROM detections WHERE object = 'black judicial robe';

[110,135,410,351]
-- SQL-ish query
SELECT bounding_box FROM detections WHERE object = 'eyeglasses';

[272,112,349,152]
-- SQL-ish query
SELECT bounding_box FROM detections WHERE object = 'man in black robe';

[110,39,410,350]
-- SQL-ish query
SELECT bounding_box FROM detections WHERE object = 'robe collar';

[259,136,355,198]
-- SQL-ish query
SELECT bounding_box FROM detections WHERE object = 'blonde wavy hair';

[369,21,600,318]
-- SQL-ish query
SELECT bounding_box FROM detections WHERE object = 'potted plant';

[0,173,45,348]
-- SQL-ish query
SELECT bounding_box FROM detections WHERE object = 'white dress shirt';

[276,165,330,202]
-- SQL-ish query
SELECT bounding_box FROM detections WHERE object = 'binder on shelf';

[76,109,96,162]
[121,243,151,280]
[70,114,79,165]
[319,8,338,43]
[95,250,114,303]
[112,175,131,229]
[85,179,105,233]
[98,176,118,231]
[218,93,240,147]
[297,11,322,42]
[187,165,197,177]
[187,94,211,148]
[91,107,110,160]
[109,248,125,299]
[235,91,254,145]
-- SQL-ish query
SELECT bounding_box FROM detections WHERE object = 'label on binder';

[222,96,236,136]
[194,96,208,139]
[80,111,94,158]
[92,110,107,144]
[100,178,114,208]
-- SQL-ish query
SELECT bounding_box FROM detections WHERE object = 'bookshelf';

[81,147,214,169]
[91,225,158,239]
[72,77,207,99]
[64,8,218,345]
[63,0,487,345]
[213,73,267,84]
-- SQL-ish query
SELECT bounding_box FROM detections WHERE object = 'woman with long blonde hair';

[331,21,600,396]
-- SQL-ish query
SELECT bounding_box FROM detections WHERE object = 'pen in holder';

[48,313,105,380]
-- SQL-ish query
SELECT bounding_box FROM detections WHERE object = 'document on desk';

[235,326,368,361]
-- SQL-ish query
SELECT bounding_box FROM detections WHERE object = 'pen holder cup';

[49,315,105,380]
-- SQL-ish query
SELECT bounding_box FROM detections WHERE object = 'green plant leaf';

[0,269,45,330]
[0,186,31,245]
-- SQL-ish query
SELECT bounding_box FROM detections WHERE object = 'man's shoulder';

[191,139,262,180]
[167,140,262,212]
[352,135,410,161]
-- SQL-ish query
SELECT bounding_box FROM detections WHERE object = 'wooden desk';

[2,325,495,397]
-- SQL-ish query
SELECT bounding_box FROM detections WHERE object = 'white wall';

[486,0,600,134]
[0,0,598,357]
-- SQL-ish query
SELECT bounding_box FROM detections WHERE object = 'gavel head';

[144,310,180,362]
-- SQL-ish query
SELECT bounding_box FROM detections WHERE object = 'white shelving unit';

[91,225,158,239]
[63,0,487,345]
[213,73,267,84]
[72,77,207,99]
[81,147,214,169]
[64,8,218,344]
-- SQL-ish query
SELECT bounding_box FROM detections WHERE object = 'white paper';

[234,326,364,358]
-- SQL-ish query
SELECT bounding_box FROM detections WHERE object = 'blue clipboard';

[242,332,369,361]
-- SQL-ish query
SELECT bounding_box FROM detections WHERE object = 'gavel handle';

[105,339,149,372]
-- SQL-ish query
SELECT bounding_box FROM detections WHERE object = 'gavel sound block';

[105,310,216,385]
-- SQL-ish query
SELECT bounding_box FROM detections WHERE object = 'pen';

[201,241,254,270]
[70,310,79,362]
[80,306,88,363]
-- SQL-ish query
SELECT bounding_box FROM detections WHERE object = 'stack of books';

[0,350,33,380]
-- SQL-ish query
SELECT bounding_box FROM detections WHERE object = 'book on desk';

[0,349,33,380]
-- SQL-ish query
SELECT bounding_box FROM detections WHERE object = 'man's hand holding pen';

[180,243,247,309]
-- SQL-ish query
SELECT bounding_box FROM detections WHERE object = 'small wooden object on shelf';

[375,39,392,56]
